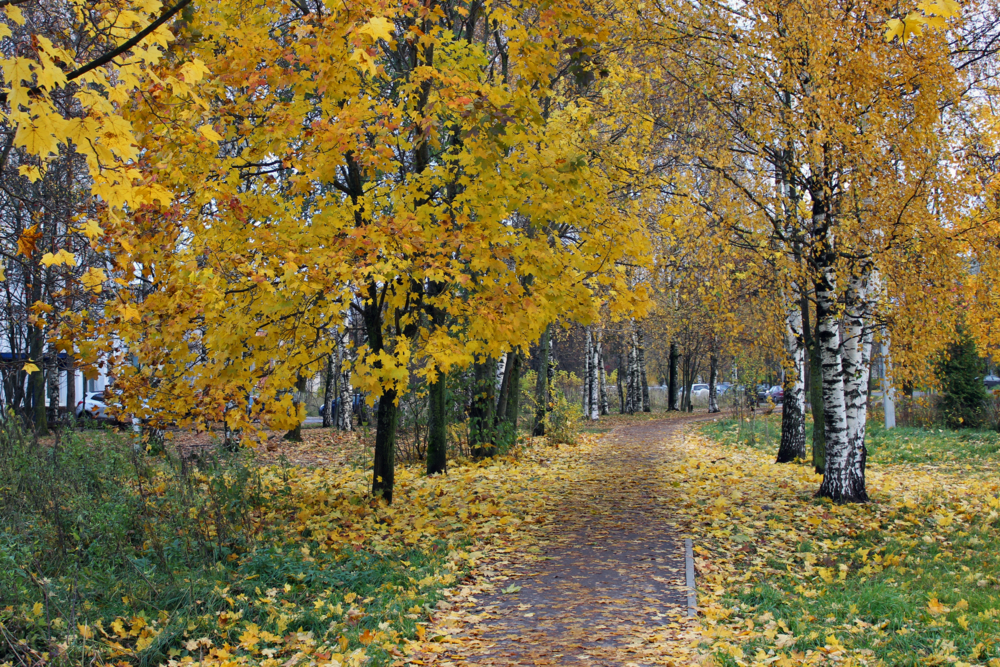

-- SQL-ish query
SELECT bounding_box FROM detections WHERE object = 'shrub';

[936,328,989,428]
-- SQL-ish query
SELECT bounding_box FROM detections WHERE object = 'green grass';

[698,410,1000,665]
[700,412,1000,467]
[0,423,458,666]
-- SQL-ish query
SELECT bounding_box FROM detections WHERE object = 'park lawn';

[0,426,599,667]
[680,418,1000,666]
[701,412,1000,468]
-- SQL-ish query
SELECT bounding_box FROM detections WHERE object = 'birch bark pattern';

[777,298,807,462]
[532,325,550,436]
[583,328,593,416]
[637,326,650,412]
[590,328,601,420]
[881,335,896,429]
[816,266,868,503]
[337,331,353,432]
[842,272,874,478]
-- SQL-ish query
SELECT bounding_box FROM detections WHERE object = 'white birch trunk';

[590,329,600,421]
[337,330,353,432]
[599,333,610,416]
[842,271,875,471]
[708,352,720,414]
[584,328,591,415]
[637,325,650,412]
[881,334,896,429]
[816,262,867,502]
[777,294,807,461]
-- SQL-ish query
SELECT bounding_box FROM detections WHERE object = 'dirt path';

[415,418,701,666]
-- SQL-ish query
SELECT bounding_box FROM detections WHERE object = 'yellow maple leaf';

[40,249,76,267]
[199,125,223,142]
[78,624,93,639]
[23,361,40,374]
[14,121,59,157]
[17,225,41,256]
[927,597,949,615]
[358,17,394,42]
[18,165,41,182]
[0,265,5,282]
[76,219,104,241]
[81,267,107,293]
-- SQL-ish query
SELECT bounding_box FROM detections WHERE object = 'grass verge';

[0,420,586,667]
[665,421,1000,666]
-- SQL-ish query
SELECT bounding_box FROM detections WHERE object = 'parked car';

[76,391,110,419]
[985,375,1000,390]
[767,385,785,404]
[690,383,710,399]
[716,382,733,395]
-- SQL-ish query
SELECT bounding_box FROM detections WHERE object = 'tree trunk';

[637,326,650,412]
[283,375,307,442]
[777,295,807,462]
[503,351,522,431]
[668,342,679,411]
[65,358,75,427]
[471,359,497,457]
[816,266,868,503]
[708,352,720,413]
[30,324,47,436]
[617,353,626,414]
[427,373,447,474]
[598,339,609,416]
[372,388,398,502]
[532,326,550,436]
[881,334,896,429]
[583,328,592,415]
[590,328,601,420]
[803,294,826,473]
[322,352,335,428]
[46,343,59,426]
[842,271,874,480]
[338,331,353,431]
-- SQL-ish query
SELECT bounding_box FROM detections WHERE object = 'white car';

[76,391,110,419]
[690,383,710,399]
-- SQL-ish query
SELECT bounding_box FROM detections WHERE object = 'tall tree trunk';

[881,333,896,429]
[502,351,522,431]
[668,342,679,411]
[708,352,720,413]
[617,353,626,414]
[65,357,75,427]
[598,340,609,416]
[283,375,307,442]
[372,388,398,502]
[338,331,353,431]
[427,373,447,474]
[816,266,868,503]
[471,358,497,458]
[46,343,59,426]
[30,324,47,436]
[803,294,826,473]
[532,326,550,436]
[322,352,335,428]
[582,328,592,415]
[842,271,874,480]
[777,296,807,462]
[590,328,601,420]
[637,326,650,412]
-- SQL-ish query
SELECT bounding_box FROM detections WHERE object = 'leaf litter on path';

[405,418,705,666]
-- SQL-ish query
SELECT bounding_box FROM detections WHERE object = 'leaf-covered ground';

[407,416,701,666]
[672,419,1000,666]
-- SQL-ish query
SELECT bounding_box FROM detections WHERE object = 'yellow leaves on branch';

[41,249,76,267]
[81,267,107,293]
[885,0,960,42]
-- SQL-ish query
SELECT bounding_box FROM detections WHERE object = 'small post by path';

[685,538,697,618]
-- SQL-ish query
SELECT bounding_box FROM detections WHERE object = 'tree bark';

[668,342,679,411]
[502,351,522,431]
[283,375,307,442]
[816,265,868,503]
[638,326,650,412]
[617,352,626,414]
[598,338,609,416]
[30,324,47,435]
[372,388,398,502]
[708,352,720,413]
[881,334,896,429]
[842,271,874,479]
[803,294,826,473]
[777,296,807,462]
[65,357,75,427]
[583,327,592,415]
[427,373,447,474]
[471,358,497,457]
[337,331,353,431]
[532,326,550,436]
[322,352,335,428]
